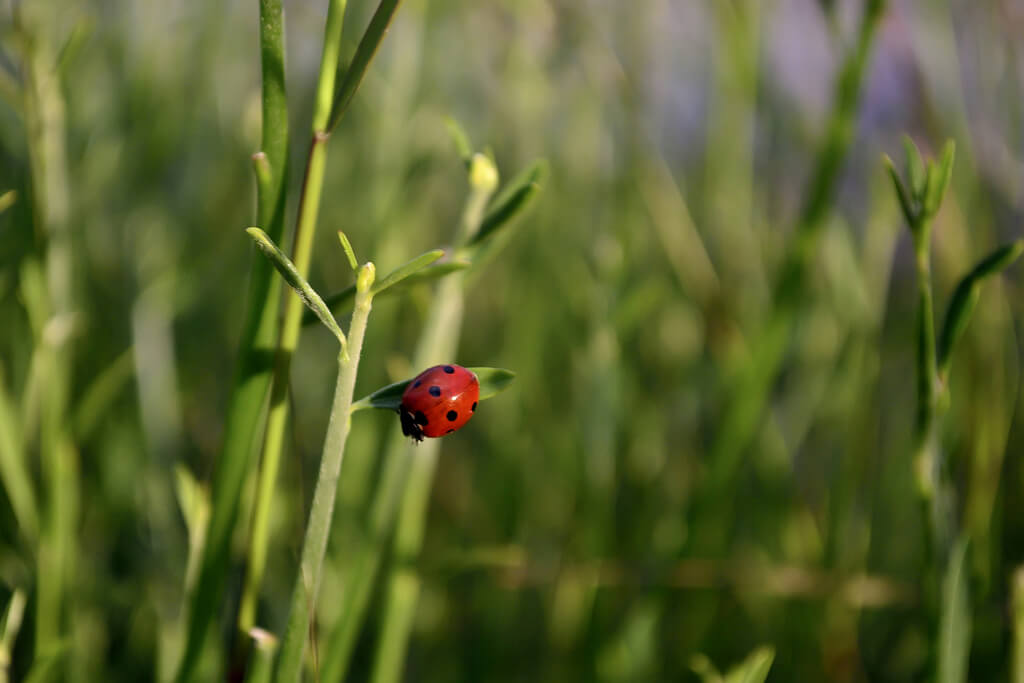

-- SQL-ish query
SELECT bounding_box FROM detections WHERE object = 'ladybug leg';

[399,407,424,442]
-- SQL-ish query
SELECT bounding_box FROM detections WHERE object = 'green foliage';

[247,227,347,345]
[2,2,1024,682]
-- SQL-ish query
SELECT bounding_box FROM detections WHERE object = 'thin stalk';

[912,231,937,449]
[238,130,330,634]
[174,0,288,677]
[0,365,39,544]
[273,265,375,683]
[369,159,496,683]
[910,216,944,567]
[1014,567,1024,683]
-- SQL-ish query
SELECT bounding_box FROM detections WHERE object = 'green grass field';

[2,1,1024,681]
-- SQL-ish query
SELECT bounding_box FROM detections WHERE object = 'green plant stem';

[240,0,350,638]
[1014,567,1024,683]
[238,138,330,631]
[0,365,38,544]
[910,215,945,569]
[175,0,288,677]
[912,228,937,450]
[273,267,374,683]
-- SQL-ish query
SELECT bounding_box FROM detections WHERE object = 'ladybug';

[399,364,480,442]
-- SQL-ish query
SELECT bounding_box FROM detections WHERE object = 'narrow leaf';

[73,348,135,441]
[1012,567,1024,683]
[466,160,548,248]
[370,249,444,296]
[884,155,915,226]
[938,240,1023,378]
[246,227,347,345]
[338,231,359,271]
[0,190,16,216]
[476,367,517,400]
[307,259,469,326]
[724,645,775,683]
[327,0,403,132]
[0,589,27,670]
[937,537,971,683]
[925,139,956,216]
[0,365,38,543]
[351,367,515,412]
[903,135,926,199]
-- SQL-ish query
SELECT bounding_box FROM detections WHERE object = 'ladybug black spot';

[446,410,458,422]
[443,365,455,373]
[471,402,477,412]
[413,380,421,388]
[446,429,454,434]
[429,386,442,397]
[415,411,429,426]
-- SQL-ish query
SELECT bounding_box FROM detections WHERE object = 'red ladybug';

[399,364,480,442]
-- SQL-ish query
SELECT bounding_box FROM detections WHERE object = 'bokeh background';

[3,0,1024,680]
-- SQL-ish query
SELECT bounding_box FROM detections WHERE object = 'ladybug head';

[399,407,425,442]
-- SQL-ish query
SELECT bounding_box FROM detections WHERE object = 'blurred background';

[2,0,1024,680]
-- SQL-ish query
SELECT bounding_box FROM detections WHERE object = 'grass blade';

[370,249,445,296]
[247,227,347,345]
[937,240,1023,380]
[466,160,548,248]
[327,0,404,132]
[725,645,775,683]
[175,0,289,674]
[0,365,38,543]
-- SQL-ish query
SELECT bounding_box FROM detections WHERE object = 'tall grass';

[2,1,1024,681]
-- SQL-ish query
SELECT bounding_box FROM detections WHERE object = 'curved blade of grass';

[884,155,915,226]
[1,589,27,674]
[937,239,1023,380]
[307,258,469,326]
[725,646,775,683]
[0,365,38,544]
[0,190,16,215]
[247,227,346,345]
[327,0,404,132]
[72,347,134,441]
[466,160,548,248]
[351,367,515,413]
[338,231,359,271]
